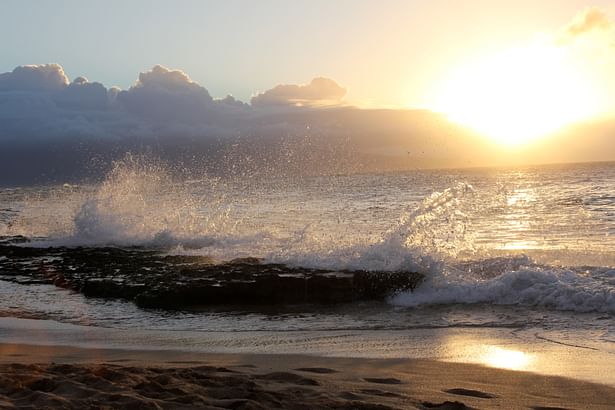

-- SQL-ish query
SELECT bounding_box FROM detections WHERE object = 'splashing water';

[53,154,238,248]
[375,181,475,263]
[268,182,476,275]
[387,179,615,314]
[391,262,615,314]
[2,159,615,314]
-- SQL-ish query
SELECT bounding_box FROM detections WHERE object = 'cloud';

[56,77,109,110]
[0,62,492,186]
[564,7,612,37]
[251,77,347,107]
[0,64,69,92]
[0,64,132,140]
[116,65,215,122]
[557,7,615,48]
[551,7,615,114]
[0,64,353,142]
[133,65,208,95]
[216,94,249,108]
[0,55,613,186]
[0,64,255,141]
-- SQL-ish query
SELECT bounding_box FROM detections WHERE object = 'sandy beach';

[0,343,613,409]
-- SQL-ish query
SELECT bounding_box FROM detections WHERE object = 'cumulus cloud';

[0,62,493,186]
[0,64,131,140]
[0,63,69,91]
[216,94,249,108]
[116,65,215,122]
[134,65,208,94]
[56,77,108,110]
[251,77,347,107]
[0,63,353,142]
[1,53,613,187]
[0,63,257,141]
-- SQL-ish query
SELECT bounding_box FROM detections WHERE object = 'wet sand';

[1,343,614,409]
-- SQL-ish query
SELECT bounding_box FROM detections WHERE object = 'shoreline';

[2,315,615,387]
[1,342,615,409]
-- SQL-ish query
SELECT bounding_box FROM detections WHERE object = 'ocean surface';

[0,158,614,384]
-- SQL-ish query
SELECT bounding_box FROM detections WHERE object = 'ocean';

[0,158,614,384]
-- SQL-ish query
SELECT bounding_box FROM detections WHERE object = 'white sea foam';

[392,263,615,314]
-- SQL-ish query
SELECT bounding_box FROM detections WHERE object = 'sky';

[1,1,615,185]
[3,0,615,108]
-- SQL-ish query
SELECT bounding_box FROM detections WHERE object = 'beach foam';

[392,262,615,314]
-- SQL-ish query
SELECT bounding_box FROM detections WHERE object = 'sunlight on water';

[480,346,532,370]
[2,160,613,265]
[500,241,540,251]
[506,188,536,207]
[1,160,614,315]
[440,334,537,371]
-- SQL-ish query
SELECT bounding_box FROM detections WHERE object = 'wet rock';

[0,240,423,310]
[0,235,30,244]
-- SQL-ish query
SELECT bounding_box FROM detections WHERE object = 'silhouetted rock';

[0,239,423,310]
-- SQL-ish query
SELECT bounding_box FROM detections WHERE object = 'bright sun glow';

[430,42,604,145]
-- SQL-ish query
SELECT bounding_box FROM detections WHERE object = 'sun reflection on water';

[494,174,542,251]
[443,334,536,372]
[481,346,532,371]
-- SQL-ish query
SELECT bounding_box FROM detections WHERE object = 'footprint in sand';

[531,407,573,410]
[360,388,403,398]
[256,372,320,386]
[294,367,338,374]
[363,377,402,385]
[338,391,363,400]
[165,360,204,365]
[444,388,497,399]
[422,401,474,410]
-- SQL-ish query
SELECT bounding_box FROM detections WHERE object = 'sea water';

[0,158,614,383]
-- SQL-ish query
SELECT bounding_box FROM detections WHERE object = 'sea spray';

[1,160,614,315]
[69,153,238,247]
[267,182,477,274]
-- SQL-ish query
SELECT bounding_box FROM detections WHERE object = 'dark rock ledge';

[0,240,423,310]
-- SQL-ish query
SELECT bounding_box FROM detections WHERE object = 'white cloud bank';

[0,63,349,140]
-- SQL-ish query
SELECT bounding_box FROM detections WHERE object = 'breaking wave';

[52,154,245,248]
[2,155,614,315]
[392,260,615,314]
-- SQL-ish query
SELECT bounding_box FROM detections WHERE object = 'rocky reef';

[0,237,422,310]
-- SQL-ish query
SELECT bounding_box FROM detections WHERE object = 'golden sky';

[2,1,615,148]
[423,7,615,144]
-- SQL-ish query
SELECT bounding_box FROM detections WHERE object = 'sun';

[429,42,603,145]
